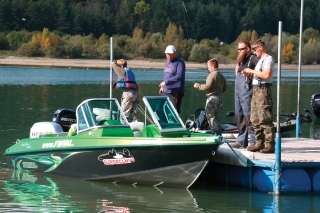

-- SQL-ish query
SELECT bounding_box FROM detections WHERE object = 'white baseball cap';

[164,45,176,54]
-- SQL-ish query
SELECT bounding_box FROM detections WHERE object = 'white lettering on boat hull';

[42,140,74,148]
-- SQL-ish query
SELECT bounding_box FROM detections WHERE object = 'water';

[1,66,320,212]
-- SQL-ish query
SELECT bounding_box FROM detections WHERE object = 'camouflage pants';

[251,86,275,148]
[121,90,139,123]
[205,95,223,134]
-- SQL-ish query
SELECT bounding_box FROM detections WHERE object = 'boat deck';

[212,137,320,168]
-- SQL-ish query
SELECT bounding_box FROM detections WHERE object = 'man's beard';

[237,51,247,63]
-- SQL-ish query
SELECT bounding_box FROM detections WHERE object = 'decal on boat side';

[42,140,74,148]
[22,162,38,169]
[12,152,80,173]
[21,142,31,149]
[98,148,135,165]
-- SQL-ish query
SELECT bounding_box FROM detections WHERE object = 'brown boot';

[247,145,264,152]
[260,143,275,154]
[260,147,274,153]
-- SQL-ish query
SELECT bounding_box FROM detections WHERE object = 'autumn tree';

[30,28,60,50]
[164,22,184,46]
[282,42,296,63]
[236,30,259,44]
[132,27,144,57]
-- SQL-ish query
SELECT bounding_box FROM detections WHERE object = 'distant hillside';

[0,0,318,42]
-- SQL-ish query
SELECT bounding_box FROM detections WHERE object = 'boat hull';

[5,137,220,188]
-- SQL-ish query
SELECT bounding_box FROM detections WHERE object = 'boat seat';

[128,121,145,137]
[67,123,87,136]
[68,124,77,136]
[141,124,161,138]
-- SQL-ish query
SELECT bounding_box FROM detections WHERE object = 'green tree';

[217,4,236,43]
[56,1,71,34]
[188,44,208,63]
[134,0,150,29]
[6,30,32,50]
[18,43,43,57]
[0,33,9,50]
[302,27,320,44]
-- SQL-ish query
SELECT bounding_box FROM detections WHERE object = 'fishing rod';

[138,105,154,124]
[180,0,207,63]
[181,1,198,42]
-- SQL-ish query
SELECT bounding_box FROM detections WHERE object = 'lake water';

[1,66,320,212]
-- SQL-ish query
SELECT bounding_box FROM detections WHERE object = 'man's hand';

[194,83,200,89]
[159,81,165,94]
[242,68,253,77]
[159,81,166,88]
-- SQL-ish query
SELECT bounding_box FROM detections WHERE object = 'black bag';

[194,108,208,129]
[185,108,208,130]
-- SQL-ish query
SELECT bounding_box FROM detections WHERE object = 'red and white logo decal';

[98,148,135,165]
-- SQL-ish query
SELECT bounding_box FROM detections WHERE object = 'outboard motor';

[52,108,77,132]
[311,93,320,118]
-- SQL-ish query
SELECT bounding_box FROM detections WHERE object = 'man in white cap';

[159,45,186,114]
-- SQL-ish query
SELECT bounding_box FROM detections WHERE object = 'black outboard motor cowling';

[52,108,77,132]
[311,93,320,118]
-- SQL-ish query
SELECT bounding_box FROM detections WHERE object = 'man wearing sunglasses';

[231,41,260,149]
[243,39,275,154]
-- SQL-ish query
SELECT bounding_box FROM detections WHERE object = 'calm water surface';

[1,66,320,212]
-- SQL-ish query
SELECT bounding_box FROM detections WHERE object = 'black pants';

[160,93,184,114]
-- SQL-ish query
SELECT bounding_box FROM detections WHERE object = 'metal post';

[296,0,304,137]
[275,21,283,195]
[109,37,113,98]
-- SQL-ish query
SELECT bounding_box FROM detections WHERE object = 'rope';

[222,137,255,166]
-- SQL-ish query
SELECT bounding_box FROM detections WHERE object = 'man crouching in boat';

[112,59,139,123]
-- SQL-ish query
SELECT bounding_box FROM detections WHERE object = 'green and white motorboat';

[5,96,223,188]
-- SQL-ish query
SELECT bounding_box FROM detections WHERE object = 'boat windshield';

[142,96,186,132]
[76,98,128,132]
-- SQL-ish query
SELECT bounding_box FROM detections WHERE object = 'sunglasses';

[237,47,247,51]
[252,46,261,51]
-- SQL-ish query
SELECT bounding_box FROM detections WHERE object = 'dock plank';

[217,138,320,165]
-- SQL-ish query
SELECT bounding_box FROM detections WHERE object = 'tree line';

[0,0,320,64]
[1,0,320,43]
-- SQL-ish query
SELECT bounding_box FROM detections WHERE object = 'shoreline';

[0,56,319,70]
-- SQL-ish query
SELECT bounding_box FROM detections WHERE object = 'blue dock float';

[209,138,320,193]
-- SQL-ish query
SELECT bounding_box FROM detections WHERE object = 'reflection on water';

[0,169,320,212]
[0,169,205,212]
[310,118,320,139]
[1,67,320,212]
